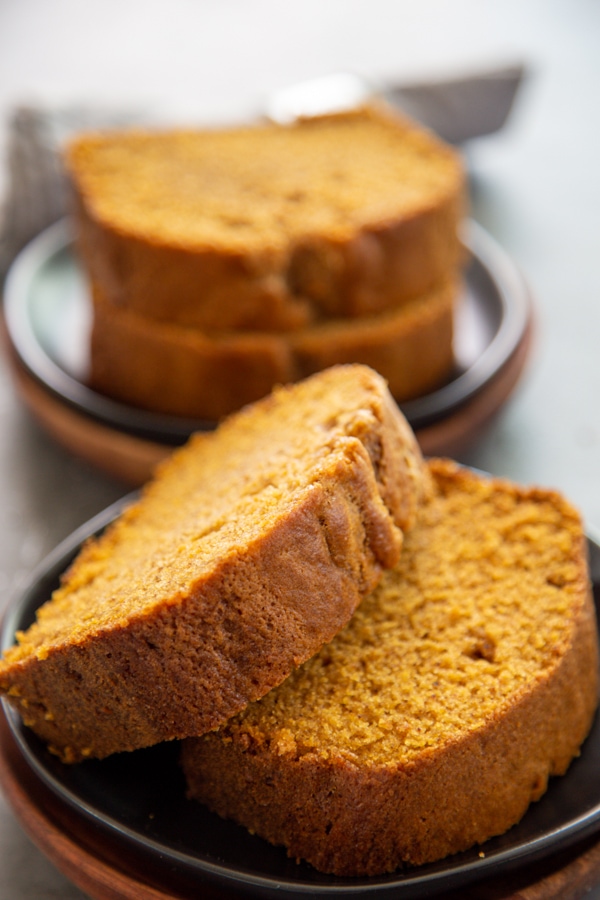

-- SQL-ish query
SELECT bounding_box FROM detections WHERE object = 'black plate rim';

[1,500,600,899]
[2,218,531,441]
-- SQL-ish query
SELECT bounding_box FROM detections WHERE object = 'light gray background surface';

[0,1,599,896]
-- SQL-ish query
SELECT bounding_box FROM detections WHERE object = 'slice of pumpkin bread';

[182,458,599,876]
[0,365,423,762]
[64,105,465,332]
[88,276,457,421]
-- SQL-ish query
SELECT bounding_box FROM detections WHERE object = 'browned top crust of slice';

[182,459,599,876]
[0,365,423,762]
[65,105,466,331]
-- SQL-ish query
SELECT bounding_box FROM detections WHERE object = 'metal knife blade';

[265,64,526,144]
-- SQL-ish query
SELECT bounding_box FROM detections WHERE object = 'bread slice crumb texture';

[231,461,589,765]
[4,366,418,657]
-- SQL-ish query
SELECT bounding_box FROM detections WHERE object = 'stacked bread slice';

[0,366,596,875]
[64,105,466,421]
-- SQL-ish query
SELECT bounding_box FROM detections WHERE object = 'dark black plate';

[1,500,600,899]
[2,219,530,441]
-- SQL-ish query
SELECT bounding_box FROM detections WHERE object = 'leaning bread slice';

[88,277,457,421]
[182,459,599,876]
[0,365,423,763]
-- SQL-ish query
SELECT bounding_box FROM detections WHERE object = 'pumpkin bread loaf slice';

[0,365,423,763]
[88,277,457,420]
[182,459,599,876]
[64,105,465,332]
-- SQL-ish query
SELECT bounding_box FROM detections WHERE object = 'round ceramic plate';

[3,219,531,440]
[1,499,600,900]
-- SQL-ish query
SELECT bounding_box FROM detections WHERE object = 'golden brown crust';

[65,106,466,332]
[182,459,599,876]
[0,366,424,762]
[87,279,457,420]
